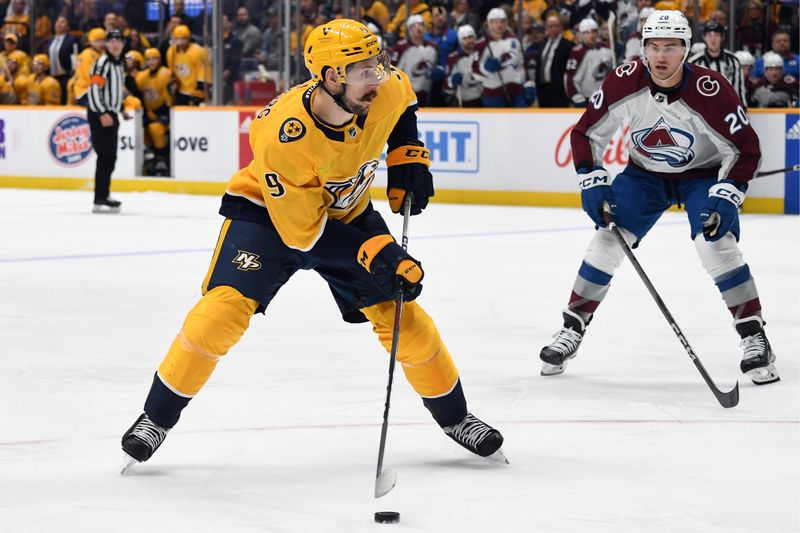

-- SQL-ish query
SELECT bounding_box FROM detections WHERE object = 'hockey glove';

[578,167,615,227]
[450,72,463,87]
[358,234,424,300]
[523,81,537,105]
[484,57,502,73]
[386,139,434,215]
[429,65,445,83]
[699,179,746,241]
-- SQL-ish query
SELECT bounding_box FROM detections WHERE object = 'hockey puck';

[374,511,400,524]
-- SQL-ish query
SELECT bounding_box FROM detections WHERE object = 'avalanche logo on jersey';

[631,117,695,167]
[324,159,379,210]
[279,118,306,143]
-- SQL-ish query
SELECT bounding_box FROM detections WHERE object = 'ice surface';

[1,189,797,532]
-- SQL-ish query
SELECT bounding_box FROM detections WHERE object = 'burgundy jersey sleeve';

[570,59,647,172]
[682,65,761,185]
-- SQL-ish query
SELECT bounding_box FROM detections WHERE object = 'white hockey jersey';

[565,43,613,104]
[389,39,438,97]
[571,59,761,185]
[444,48,483,103]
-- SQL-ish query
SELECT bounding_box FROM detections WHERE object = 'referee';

[87,29,129,213]
[688,22,747,107]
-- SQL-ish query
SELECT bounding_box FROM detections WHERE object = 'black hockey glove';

[357,234,424,300]
[386,140,434,216]
[578,167,615,227]
[699,179,746,241]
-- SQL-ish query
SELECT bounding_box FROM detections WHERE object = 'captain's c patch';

[279,118,306,143]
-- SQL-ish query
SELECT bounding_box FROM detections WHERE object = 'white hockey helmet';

[640,10,692,64]
[762,51,784,69]
[457,24,476,44]
[406,14,424,29]
[734,50,754,67]
[578,18,599,33]
[487,7,507,21]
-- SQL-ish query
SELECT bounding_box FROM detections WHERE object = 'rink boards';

[0,105,797,214]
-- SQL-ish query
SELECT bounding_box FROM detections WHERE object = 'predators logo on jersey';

[325,159,380,210]
[279,118,306,143]
[232,250,262,271]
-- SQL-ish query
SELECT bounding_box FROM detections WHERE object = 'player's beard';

[343,87,378,116]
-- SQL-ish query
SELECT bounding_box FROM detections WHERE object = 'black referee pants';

[88,111,119,203]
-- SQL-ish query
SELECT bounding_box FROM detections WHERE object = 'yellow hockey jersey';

[166,43,208,97]
[0,75,17,104]
[226,67,418,252]
[26,73,61,105]
[135,66,173,111]
[72,47,102,100]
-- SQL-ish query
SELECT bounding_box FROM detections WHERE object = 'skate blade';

[92,205,121,214]
[540,361,566,376]
[747,364,780,385]
[120,452,139,475]
[374,467,397,498]
[485,447,510,465]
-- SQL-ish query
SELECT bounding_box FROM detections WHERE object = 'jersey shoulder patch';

[279,117,306,143]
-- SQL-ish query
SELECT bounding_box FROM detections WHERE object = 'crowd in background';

[0,0,796,170]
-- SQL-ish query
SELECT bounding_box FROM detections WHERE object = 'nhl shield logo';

[279,118,306,143]
[631,117,695,167]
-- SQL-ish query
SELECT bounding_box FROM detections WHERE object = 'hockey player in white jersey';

[565,18,613,107]
[444,24,483,107]
[388,15,439,106]
[475,8,529,107]
[539,11,779,386]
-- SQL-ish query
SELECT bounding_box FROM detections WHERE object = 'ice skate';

[92,197,121,214]
[540,310,585,376]
[121,413,169,473]
[444,413,508,464]
[735,317,779,385]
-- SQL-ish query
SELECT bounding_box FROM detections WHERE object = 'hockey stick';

[602,205,740,408]
[755,164,800,178]
[374,194,413,498]
[607,12,617,69]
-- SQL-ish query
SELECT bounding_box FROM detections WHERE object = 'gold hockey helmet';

[304,19,387,85]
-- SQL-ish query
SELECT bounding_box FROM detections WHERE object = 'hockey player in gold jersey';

[166,24,208,105]
[71,27,106,106]
[122,19,506,469]
[26,54,61,105]
[136,48,173,175]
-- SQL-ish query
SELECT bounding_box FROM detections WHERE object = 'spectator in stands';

[681,0,717,24]
[159,16,183,58]
[425,4,457,106]
[737,0,765,55]
[221,13,242,105]
[451,0,481,34]
[754,29,799,79]
[444,24,483,107]
[389,14,438,106]
[515,0,549,23]
[233,6,262,59]
[477,8,530,107]
[363,0,390,30]
[751,51,799,108]
[103,11,118,32]
[171,0,201,36]
[26,54,61,105]
[32,4,53,53]
[6,50,28,104]
[708,9,727,26]
[616,0,639,43]
[386,0,431,43]
[537,13,572,107]
[735,49,757,107]
[1,0,29,49]
[566,18,612,108]
[257,7,280,71]
[166,24,209,105]
[689,22,747,105]
[46,15,78,104]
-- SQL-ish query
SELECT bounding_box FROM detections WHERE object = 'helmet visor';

[344,51,391,86]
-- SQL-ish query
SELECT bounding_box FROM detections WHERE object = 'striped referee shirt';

[688,49,747,107]
[87,53,125,114]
